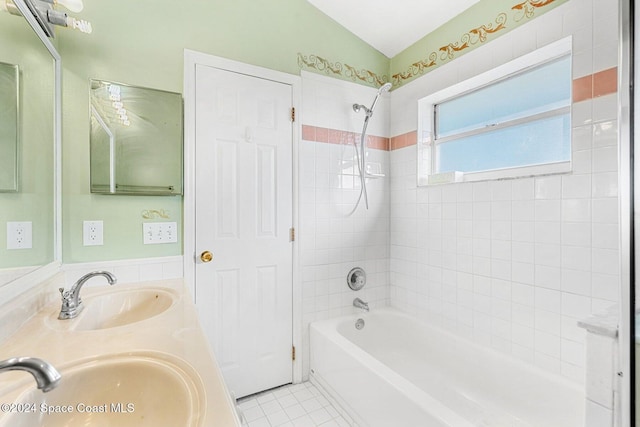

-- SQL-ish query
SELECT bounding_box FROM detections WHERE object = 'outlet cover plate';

[83,220,104,246]
[7,221,32,250]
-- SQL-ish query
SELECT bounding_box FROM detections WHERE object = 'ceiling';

[307,0,481,58]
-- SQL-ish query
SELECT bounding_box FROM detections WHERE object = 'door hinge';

[290,107,295,122]
[289,227,295,242]
[292,346,296,361]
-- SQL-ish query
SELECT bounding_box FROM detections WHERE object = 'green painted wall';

[57,0,566,263]
[58,0,388,263]
[0,12,55,271]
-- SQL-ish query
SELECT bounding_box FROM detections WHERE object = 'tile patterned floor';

[237,382,350,427]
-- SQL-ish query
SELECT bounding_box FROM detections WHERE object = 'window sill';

[418,161,571,186]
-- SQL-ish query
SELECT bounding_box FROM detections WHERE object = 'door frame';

[183,49,302,384]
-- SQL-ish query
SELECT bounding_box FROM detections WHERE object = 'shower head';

[378,82,392,94]
[353,83,392,118]
[367,82,391,117]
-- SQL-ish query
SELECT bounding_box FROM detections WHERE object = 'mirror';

[90,80,183,195]
[0,1,59,288]
[0,61,19,192]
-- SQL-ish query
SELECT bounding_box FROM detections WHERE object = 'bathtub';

[310,308,584,427]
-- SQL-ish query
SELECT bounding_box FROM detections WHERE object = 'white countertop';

[0,279,241,427]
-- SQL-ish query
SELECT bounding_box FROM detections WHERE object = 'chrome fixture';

[350,82,392,214]
[0,357,61,392]
[347,267,366,291]
[352,83,392,118]
[0,0,91,37]
[355,318,365,330]
[353,297,369,312]
[58,270,117,320]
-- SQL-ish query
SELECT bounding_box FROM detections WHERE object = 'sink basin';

[0,352,205,427]
[46,288,178,331]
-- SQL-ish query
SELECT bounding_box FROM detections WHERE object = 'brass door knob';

[200,251,214,263]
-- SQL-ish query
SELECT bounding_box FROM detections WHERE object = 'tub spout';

[353,297,369,312]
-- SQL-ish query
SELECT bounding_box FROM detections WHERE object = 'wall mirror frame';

[0,61,19,192]
[0,0,62,302]
[89,79,184,196]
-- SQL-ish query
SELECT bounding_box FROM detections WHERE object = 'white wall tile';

[562,222,591,247]
[386,0,619,385]
[535,176,562,199]
[562,174,592,199]
[561,269,592,296]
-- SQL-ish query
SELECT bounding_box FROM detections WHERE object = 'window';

[417,37,572,184]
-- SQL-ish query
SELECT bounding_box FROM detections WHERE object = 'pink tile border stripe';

[301,125,389,151]
[303,69,618,152]
[391,131,417,150]
[573,67,618,103]
[390,68,619,151]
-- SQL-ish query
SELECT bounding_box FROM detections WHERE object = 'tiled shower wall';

[388,0,619,384]
[299,72,391,379]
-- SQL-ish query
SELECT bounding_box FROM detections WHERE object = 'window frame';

[417,36,573,186]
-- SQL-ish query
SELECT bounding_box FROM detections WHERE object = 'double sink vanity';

[0,2,240,425]
[0,274,241,426]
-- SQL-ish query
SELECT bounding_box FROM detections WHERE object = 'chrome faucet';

[353,297,369,312]
[58,271,117,320]
[0,357,61,392]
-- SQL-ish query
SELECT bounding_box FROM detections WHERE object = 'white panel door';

[194,64,293,398]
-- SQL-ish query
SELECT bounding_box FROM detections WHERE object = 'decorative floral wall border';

[391,0,559,87]
[438,13,507,61]
[512,0,556,22]
[141,209,171,219]
[297,53,389,88]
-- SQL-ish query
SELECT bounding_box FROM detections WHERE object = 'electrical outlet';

[83,220,104,246]
[143,222,178,244]
[7,221,32,250]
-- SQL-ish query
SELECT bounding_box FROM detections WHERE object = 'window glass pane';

[436,55,571,138]
[436,114,570,173]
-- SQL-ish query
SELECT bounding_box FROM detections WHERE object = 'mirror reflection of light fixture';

[0,0,91,36]
[42,0,83,13]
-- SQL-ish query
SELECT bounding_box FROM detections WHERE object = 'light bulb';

[66,16,92,34]
[55,0,83,13]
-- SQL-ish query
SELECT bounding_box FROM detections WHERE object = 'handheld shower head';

[353,83,391,117]
[378,82,392,94]
[367,82,391,117]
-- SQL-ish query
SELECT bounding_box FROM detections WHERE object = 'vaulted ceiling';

[307,0,481,58]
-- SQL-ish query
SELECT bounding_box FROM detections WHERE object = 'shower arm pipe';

[91,105,116,193]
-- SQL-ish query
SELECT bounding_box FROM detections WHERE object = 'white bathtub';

[310,308,584,427]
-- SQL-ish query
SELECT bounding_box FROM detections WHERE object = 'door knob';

[200,251,214,263]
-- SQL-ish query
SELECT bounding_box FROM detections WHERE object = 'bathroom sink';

[46,287,177,331]
[0,352,205,427]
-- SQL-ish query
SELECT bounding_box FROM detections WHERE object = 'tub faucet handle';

[353,297,369,312]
